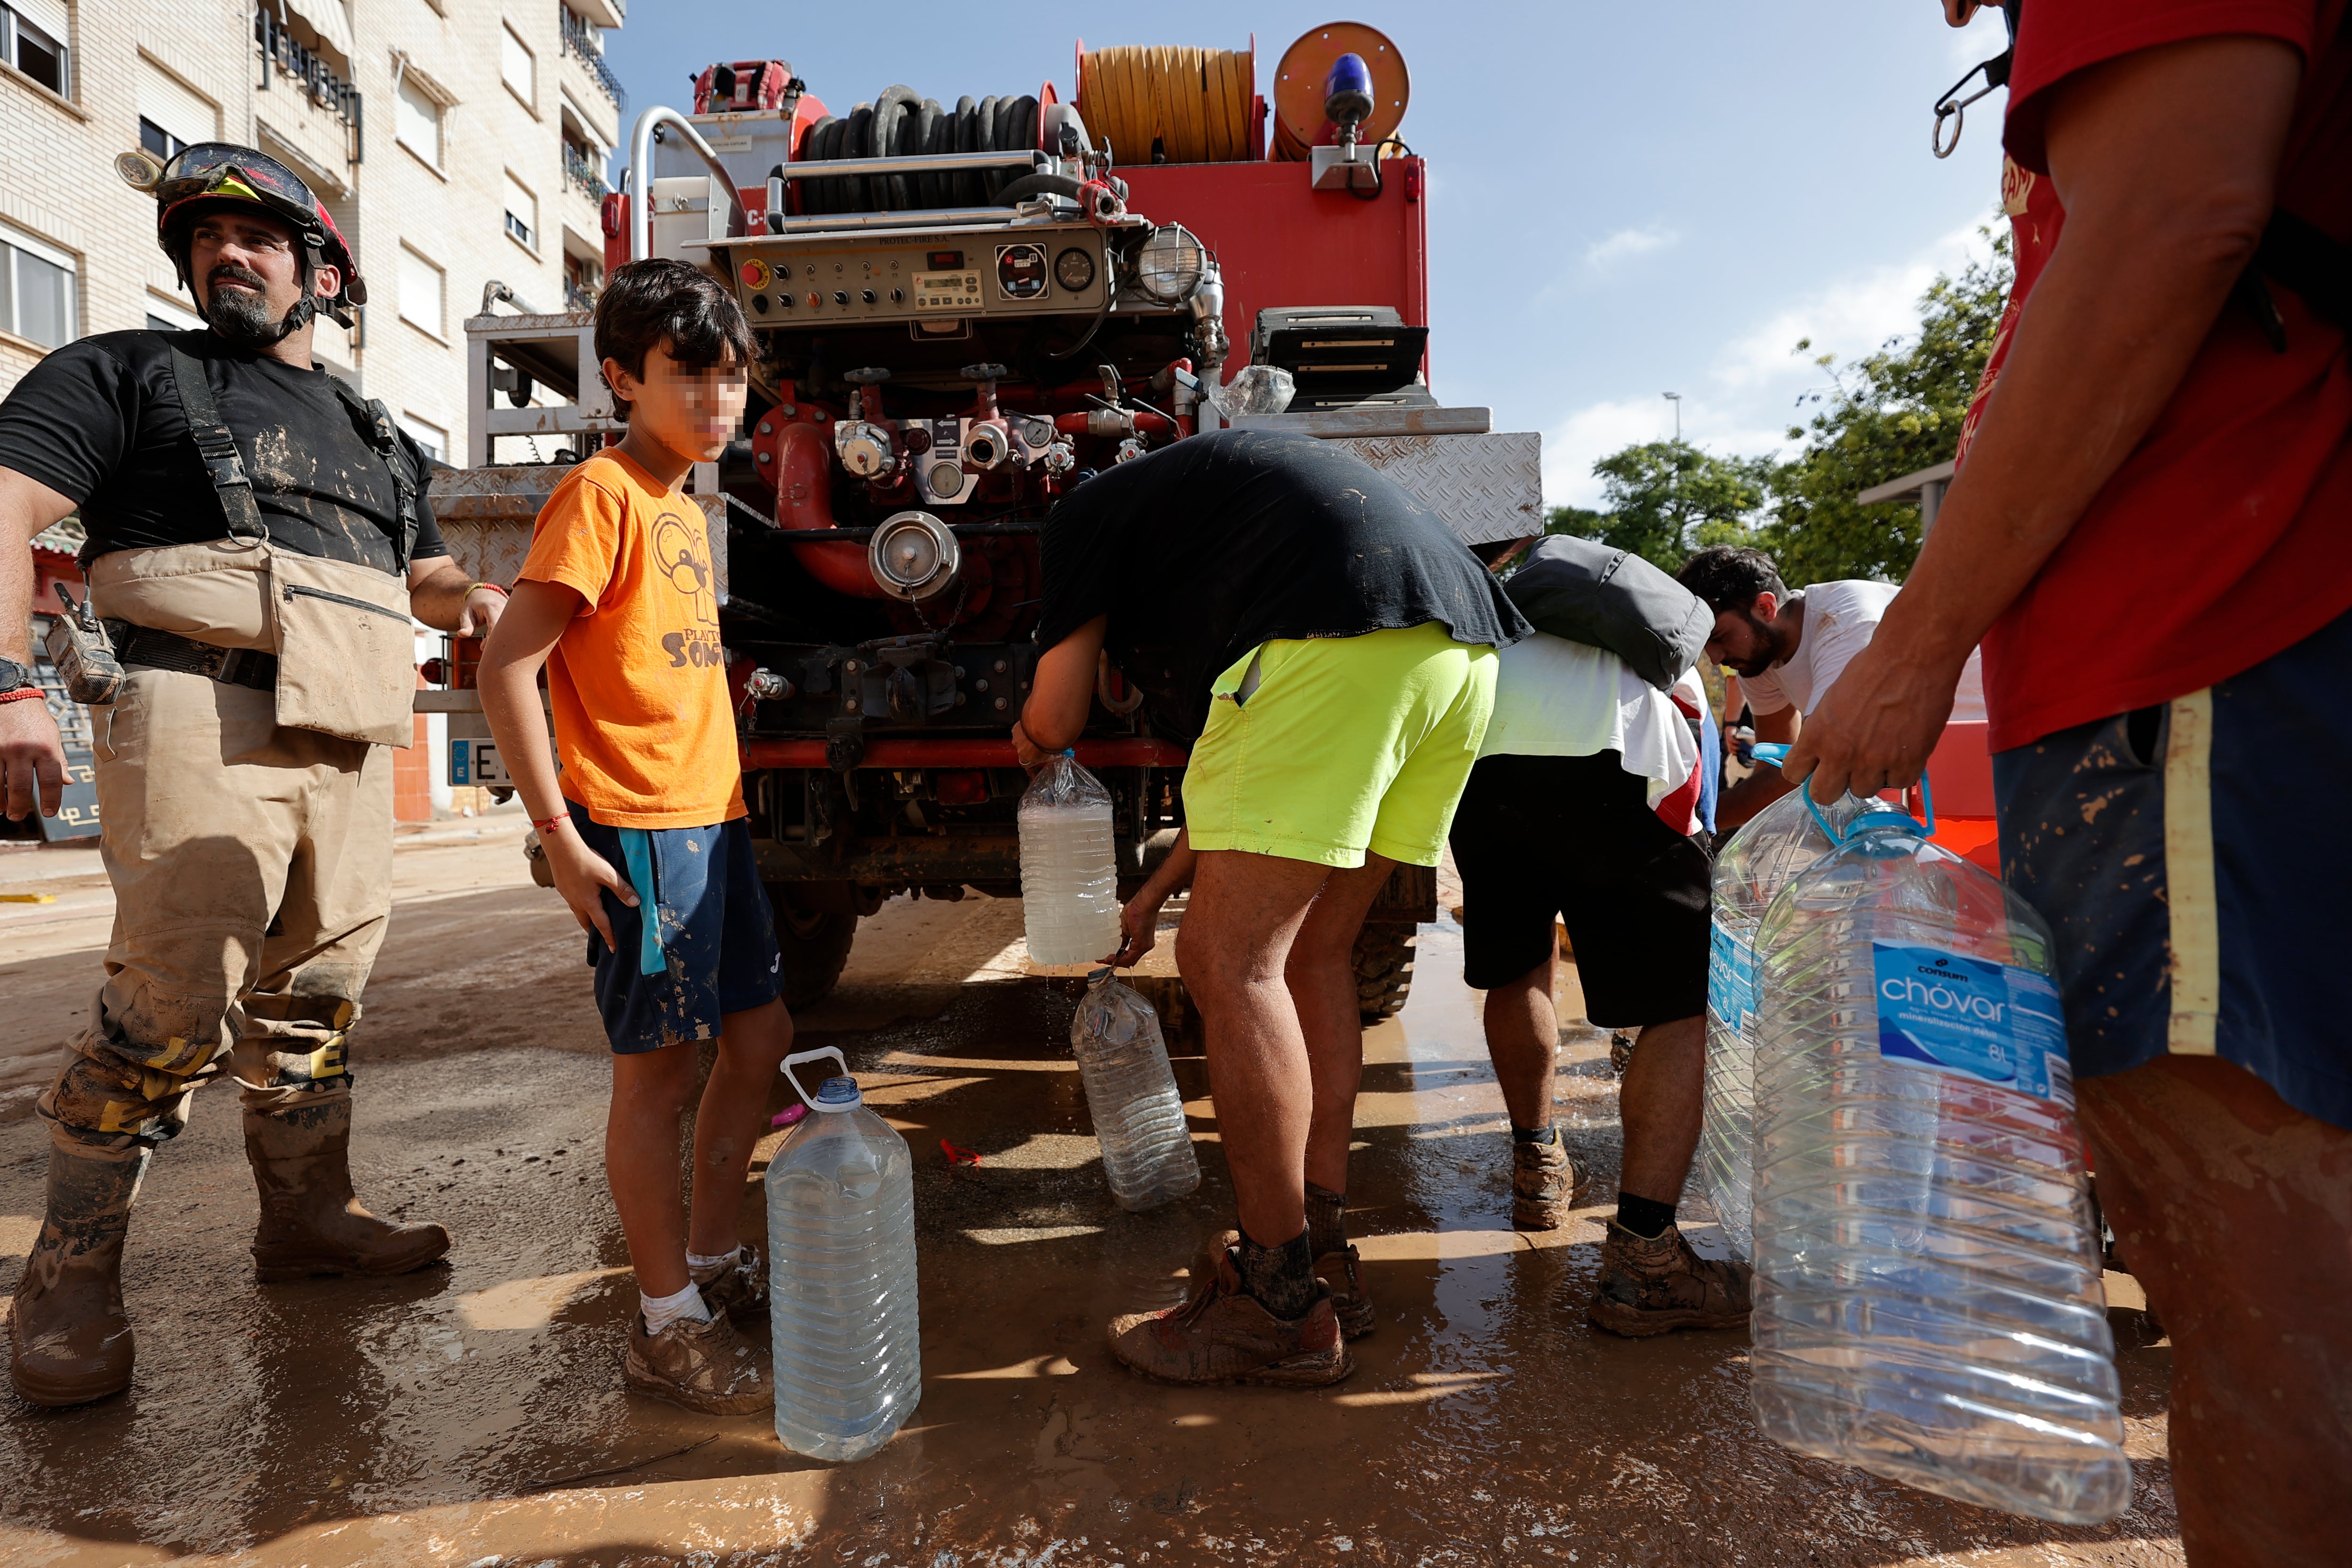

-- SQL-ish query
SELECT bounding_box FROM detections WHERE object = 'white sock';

[686,1245,741,1274]
[640,1279,714,1334]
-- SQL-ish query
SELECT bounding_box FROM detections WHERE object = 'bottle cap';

[815,1075,863,1108]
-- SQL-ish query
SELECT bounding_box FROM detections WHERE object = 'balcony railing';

[559,6,625,111]
[564,278,601,313]
[563,144,608,201]
[255,10,364,162]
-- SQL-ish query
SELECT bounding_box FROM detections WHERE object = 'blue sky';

[603,3,2015,507]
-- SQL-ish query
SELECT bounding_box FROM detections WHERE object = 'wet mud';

[0,831,2182,1565]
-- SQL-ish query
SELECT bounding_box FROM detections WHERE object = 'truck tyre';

[1353,925,1416,1022]
[763,883,858,1010]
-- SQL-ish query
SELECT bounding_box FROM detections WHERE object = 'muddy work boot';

[10,1141,151,1407]
[1511,1135,1590,1232]
[244,1098,451,1282]
[1585,1220,1753,1338]
[625,1308,771,1415]
[690,1242,769,1326]
[1109,1241,1352,1386]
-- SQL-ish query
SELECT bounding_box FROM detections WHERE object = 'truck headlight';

[1134,224,1206,305]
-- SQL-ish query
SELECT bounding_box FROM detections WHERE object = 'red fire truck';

[423,25,1543,1012]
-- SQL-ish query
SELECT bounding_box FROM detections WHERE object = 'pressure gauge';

[1054,247,1096,293]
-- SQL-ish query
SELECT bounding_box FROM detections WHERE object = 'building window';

[503,172,538,251]
[398,244,444,339]
[146,292,203,333]
[564,251,601,312]
[397,412,447,462]
[139,117,185,162]
[0,225,76,349]
[0,2,69,97]
[500,23,533,108]
[396,74,442,166]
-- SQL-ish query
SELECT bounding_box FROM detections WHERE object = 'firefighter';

[0,144,505,1406]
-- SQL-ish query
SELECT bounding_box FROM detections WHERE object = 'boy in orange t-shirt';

[477,260,789,1415]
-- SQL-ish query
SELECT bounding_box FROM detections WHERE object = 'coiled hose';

[796,88,1040,215]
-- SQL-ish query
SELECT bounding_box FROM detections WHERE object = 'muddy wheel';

[1353,925,1417,1022]
[763,883,858,1009]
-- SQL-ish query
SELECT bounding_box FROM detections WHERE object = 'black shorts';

[1447,752,1710,1027]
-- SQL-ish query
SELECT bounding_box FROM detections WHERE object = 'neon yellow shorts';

[1181,621,1498,870]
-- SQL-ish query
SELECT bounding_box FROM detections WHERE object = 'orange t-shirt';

[518,449,744,828]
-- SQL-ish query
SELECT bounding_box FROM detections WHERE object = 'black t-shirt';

[0,328,445,575]
[1036,429,1528,740]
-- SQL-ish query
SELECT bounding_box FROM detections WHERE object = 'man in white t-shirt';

[1447,538,1751,1340]
[1677,546,1984,829]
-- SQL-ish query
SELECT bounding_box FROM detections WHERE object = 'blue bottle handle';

[1746,743,1936,842]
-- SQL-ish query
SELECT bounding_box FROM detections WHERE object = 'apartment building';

[0,0,628,463]
[0,0,627,827]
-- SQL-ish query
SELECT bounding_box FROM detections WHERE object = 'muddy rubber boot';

[244,1098,451,1282]
[1511,1137,1590,1232]
[9,1142,149,1407]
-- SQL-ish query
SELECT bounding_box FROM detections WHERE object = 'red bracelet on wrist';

[532,813,569,837]
[0,685,47,705]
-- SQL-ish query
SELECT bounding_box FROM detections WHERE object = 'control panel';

[718,224,1115,326]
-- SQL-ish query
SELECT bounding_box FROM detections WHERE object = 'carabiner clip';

[1931,46,2013,159]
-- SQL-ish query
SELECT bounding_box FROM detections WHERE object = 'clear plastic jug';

[1019,751,1123,965]
[1071,969,1200,1211]
[1748,796,2128,1524]
[765,1047,921,1462]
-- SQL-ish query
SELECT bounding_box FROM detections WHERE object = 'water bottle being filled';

[765,1048,922,1462]
[1019,751,1124,965]
[1748,792,2128,1524]
[1701,747,1870,1260]
[1072,970,1201,1211]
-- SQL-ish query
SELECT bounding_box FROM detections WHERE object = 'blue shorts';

[1993,608,2351,1130]
[568,803,784,1054]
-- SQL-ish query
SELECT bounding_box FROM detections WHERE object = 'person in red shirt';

[1791,5,2352,1561]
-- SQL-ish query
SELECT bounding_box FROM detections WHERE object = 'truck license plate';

[450,739,513,787]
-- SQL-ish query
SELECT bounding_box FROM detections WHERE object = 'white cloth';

[1741,579,1986,724]
[1476,632,1698,806]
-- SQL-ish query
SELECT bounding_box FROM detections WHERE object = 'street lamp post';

[1664,391,1682,443]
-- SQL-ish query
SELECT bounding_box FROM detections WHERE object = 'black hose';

[993,172,1088,207]
[786,88,1043,216]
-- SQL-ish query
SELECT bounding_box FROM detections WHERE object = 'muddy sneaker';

[690,1243,769,1327]
[1313,1246,1375,1341]
[1585,1220,1753,1337]
[1511,1138,1590,1232]
[1109,1242,1352,1386]
[624,1310,771,1415]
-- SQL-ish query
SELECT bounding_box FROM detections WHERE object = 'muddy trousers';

[35,667,395,1158]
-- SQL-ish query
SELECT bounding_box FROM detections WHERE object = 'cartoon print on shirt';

[651,507,724,669]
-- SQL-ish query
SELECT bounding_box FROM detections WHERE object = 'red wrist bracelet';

[0,685,47,705]
[532,813,569,836]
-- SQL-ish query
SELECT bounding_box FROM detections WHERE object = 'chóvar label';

[1709,919,1758,1032]
[1871,940,2072,1105]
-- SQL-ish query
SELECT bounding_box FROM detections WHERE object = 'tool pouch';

[266,550,416,748]
[43,605,123,705]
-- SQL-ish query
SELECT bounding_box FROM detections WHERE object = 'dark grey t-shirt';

[0,328,445,575]
[1036,429,1527,740]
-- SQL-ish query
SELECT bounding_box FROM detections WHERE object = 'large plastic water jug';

[1748,796,2128,1523]
[1019,751,1123,965]
[1072,969,1201,1211]
[766,1047,921,1462]
[1701,753,1869,1260]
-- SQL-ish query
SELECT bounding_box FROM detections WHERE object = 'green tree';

[1544,440,1772,574]
[1758,229,2014,584]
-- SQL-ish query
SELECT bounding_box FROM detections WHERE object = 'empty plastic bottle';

[1019,750,1123,965]
[1072,969,1201,1211]
[766,1047,921,1462]
[1701,758,1870,1260]
[1748,798,2128,1524]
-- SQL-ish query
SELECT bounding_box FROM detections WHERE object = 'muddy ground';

[0,815,2180,1566]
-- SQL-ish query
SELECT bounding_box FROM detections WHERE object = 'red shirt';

[1963,0,2352,751]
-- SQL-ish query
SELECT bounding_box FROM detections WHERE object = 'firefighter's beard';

[204,264,302,348]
